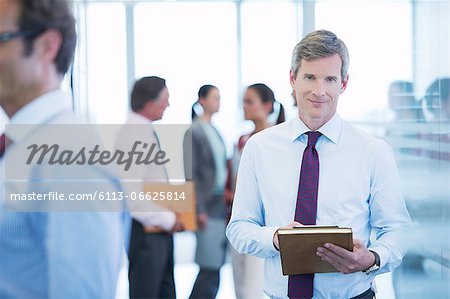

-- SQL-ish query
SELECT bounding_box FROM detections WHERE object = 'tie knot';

[306,131,322,146]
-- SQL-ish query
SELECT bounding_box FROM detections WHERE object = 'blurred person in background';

[418,78,450,161]
[423,78,450,121]
[227,83,285,299]
[388,81,424,122]
[116,76,185,299]
[183,85,228,299]
[385,80,425,155]
[0,0,125,297]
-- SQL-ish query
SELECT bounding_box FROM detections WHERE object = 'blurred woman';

[228,83,285,299]
[423,78,450,121]
[183,85,227,299]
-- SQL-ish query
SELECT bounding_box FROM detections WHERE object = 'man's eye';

[304,75,314,80]
[326,77,338,82]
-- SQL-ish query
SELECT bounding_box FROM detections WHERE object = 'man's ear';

[143,99,156,113]
[340,74,349,94]
[289,69,296,89]
[37,29,62,64]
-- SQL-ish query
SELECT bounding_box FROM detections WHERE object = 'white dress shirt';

[115,112,175,231]
[226,113,412,299]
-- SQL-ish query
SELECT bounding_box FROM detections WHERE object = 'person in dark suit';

[183,85,227,299]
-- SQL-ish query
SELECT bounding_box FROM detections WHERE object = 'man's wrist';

[273,229,280,251]
[370,250,381,267]
[363,250,380,274]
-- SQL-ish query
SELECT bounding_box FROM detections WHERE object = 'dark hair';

[131,76,166,112]
[388,81,425,121]
[389,81,414,94]
[18,0,77,75]
[388,81,415,109]
[191,84,218,120]
[247,83,285,124]
[423,78,450,119]
[425,78,450,104]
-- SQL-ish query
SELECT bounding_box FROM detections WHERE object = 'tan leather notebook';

[177,194,197,231]
[278,226,353,275]
[143,181,197,231]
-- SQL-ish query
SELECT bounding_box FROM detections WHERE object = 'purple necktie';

[288,131,322,299]
[0,134,7,158]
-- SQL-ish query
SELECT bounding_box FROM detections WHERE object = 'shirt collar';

[7,89,72,144]
[290,113,342,144]
[126,111,152,125]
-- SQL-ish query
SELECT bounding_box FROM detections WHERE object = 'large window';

[241,1,300,124]
[68,2,449,298]
[73,1,306,150]
[134,1,238,146]
[315,0,413,121]
[85,3,128,124]
[315,2,449,298]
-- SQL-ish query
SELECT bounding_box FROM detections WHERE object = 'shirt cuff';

[261,226,280,257]
[132,211,176,232]
[160,212,176,231]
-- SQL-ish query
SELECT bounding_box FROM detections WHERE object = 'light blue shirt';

[0,90,128,298]
[226,113,412,299]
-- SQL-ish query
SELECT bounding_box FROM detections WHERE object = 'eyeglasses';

[0,29,44,43]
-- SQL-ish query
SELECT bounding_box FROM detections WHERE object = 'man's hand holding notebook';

[277,225,378,275]
[277,225,353,275]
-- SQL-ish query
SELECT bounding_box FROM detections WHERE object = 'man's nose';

[312,80,326,97]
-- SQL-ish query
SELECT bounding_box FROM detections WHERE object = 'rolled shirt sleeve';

[368,140,413,272]
[226,139,280,258]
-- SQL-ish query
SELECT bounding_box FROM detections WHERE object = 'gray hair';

[291,30,349,80]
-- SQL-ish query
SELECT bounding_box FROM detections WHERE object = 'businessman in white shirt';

[226,30,412,299]
[115,76,184,299]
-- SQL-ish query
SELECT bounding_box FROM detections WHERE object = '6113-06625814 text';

[9,191,187,201]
